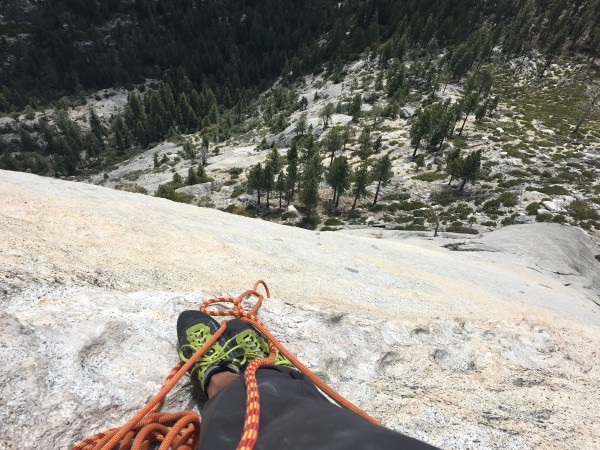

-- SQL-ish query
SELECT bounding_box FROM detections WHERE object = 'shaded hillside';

[1,0,599,176]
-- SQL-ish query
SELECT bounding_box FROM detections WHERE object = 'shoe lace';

[235,329,294,367]
[235,329,268,366]
[178,324,244,383]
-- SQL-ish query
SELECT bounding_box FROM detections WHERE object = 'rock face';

[1,170,600,450]
[175,182,212,196]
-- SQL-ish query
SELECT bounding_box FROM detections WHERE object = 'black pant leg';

[198,366,438,450]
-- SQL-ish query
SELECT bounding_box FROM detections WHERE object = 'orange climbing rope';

[73,280,381,450]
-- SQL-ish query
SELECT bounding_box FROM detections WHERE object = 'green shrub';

[281,211,297,220]
[482,199,502,214]
[391,200,427,211]
[499,192,518,207]
[502,214,517,226]
[303,214,321,228]
[369,204,385,212]
[230,187,244,198]
[228,167,243,175]
[483,221,497,227]
[525,185,570,195]
[446,225,479,235]
[431,190,458,206]
[446,203,474,220]
[224,179,237,186]
[526,202,540,215]
[382,192,410,201]
[552,214,567,223]
[324,218,344,226]
[412,172,448,182]
[154,184,193,204]
[404,224,429,231]
[498,179,524,188]
[536,213,553,222]
[320,226,337,231]
[224,204,257,217]
[510,169,527,177]
[568,200,599,221]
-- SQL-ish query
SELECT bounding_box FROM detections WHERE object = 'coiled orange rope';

[73,280,381,450]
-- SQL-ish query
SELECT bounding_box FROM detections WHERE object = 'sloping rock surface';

[1,170,599,450]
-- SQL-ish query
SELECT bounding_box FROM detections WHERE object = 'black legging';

[198,366,439,450]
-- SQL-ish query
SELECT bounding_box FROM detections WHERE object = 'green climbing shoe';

[226,319,294,369]
[177,311,243,397]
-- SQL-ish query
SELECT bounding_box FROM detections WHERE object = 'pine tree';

[124,91,146,130]
[410,109,431,157]
[326,155,351,208]
[539,30,567,78]
[159,82,176,119]
[19,127,39,152]
[458,150,482,191]
[248,163,264,204]
[352,162,370,210]
[275,171,286,208]
[349,94,362,122]
[201,136,209,166]
[262,150,280,208]
[147,91,169,141]
[300,153,322,219]
[446,147,461,186]
[172,172,183,185]
[295,113,308,136]
[265,147,282,174]
[197,163,208,181]
[287,143,299,196]
[56,111,83,149]
[183,141,195,159]
[89,108,105,142]
[112,115,129,154]
[187,167,199,185]
[358,126,372,160]
[324,127,343,166]
[457,92,479,136]
[371,153,393,205]
[320,103,334,128]
[447,149,482,191]
[176,93,199,133]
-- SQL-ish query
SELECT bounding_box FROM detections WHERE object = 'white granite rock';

[1,171,599,450]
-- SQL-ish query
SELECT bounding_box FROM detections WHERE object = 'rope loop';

[73,281,379,450]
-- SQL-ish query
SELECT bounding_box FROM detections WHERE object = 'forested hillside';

[2,0,599,110]
[2,0,598,172]
[1,0,599,235]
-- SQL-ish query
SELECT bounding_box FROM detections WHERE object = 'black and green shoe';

[226,319,295,369]
[177,311,243,397]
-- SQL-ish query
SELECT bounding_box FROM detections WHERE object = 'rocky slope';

[81,56,599,235]
[1,169,599,449]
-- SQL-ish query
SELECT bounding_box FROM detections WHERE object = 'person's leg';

[199,366,439,450]
[206,371,238,399]
[177,313,438,450]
